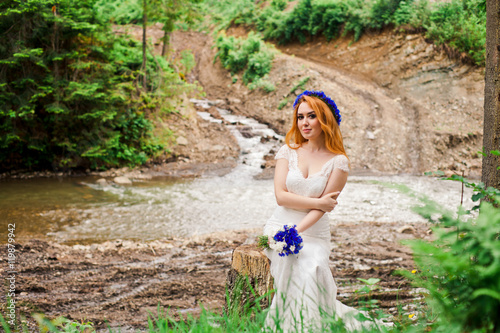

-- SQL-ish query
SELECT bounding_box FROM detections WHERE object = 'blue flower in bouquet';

[270,225,303,257]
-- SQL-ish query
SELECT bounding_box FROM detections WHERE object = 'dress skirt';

[263,206,375,332]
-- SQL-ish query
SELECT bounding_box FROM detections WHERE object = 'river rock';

[238,126,255,138]
[114,176,132,185]
[397,225,416,234]
[96,178,107,186]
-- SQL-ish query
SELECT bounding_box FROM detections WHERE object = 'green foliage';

[424,0,486,65]
[257,235,271,249]
[201,0,257,32]
[425,167,500,211]
[445,175,500,211]
[0,313,95,333]
[248,76,276,93]
[215,32,274,85]
[34,313,96,333]
[289,76,310,95]
[400,202,500,332]
[282,0,313,44]
[277,98,289,110]
[396,173,500,333]
[156,0,204,50]
[309,1,348,41]
[94,0,203,29]
[203,0,485,66]
[271,0,287,11]
[391,0,417,26]
[0,0,195,172]
[369,0,405,29]
[94,0,143,24]
[178,50,196,74]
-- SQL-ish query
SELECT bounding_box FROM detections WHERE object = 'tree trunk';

[225,245,273,314]
[161,30,170,57]
[142,0,147,90]
[483,0,500,190]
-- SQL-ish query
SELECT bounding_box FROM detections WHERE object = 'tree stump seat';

[225,244,274,312]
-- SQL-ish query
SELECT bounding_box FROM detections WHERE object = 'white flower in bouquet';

[257,225,303,257]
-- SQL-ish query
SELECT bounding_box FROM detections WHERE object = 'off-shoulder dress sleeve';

[275,145,290,160]
[333,154,350,173]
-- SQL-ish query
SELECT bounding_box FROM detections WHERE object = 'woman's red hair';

[285,95,348,158]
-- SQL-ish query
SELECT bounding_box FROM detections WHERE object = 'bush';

[201,0,257,31]
[215,32,274,85]
[424,0,486,65]
[248,76,276,93]
[391,0,415,26]
[369,0,405,29]
[211,0,486,66]
[94,0,143,24]
[309,1,348,41]
[399,178,500,332]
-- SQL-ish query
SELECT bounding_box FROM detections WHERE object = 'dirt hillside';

[167,26,484,178]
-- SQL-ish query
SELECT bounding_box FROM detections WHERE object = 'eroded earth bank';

[4,223,429,332]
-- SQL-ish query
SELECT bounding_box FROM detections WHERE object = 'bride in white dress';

[263,91,376,332]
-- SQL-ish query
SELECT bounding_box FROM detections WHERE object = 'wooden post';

[225,244,273,313]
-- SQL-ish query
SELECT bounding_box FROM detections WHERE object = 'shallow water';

[0,173,473,244]
[0,100,474,244]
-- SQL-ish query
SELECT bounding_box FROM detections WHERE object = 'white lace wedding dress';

[263,144,373,332]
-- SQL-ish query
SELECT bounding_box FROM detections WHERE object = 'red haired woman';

[263,91,375,332]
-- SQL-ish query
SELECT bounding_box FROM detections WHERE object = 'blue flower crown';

[293,90,342,125]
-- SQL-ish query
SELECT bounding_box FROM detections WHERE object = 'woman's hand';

[317,191,340,212]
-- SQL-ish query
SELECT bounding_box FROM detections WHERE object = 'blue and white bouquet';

[257,225,303,256]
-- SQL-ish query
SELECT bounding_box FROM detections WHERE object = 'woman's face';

[297,102,323,140]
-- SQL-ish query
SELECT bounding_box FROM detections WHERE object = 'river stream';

[0,100,474,244]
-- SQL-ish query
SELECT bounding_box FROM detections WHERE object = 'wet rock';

[96,178,107,186]
[114,176,132,185]
[238,126,255,138]
[208,106,222,119]
[397,225,416,234]
[134,173,153,180]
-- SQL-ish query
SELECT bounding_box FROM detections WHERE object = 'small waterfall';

[191,98,283,180]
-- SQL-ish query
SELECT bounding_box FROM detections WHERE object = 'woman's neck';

[303,135,326,152]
